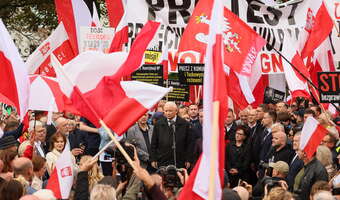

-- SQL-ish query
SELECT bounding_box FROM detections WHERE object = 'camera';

[259,161,270,169]
[263,177,281,192]
[157,165,183,188]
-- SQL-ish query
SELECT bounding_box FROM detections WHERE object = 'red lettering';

[179,52,197,63]
[261,53,271,73]
[320,74,329,91]
[271,54,283,73]
[168,52,179,72]
[329,74,338,91]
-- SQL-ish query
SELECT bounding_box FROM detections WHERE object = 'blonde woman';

[79,155,104,191]
[316,145,336,180]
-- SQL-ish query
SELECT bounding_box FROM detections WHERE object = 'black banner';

[178,63,204,85]
[131,64,164,86]
[318,72,340,103]
[263,87,285,104]
[166,73,190,102]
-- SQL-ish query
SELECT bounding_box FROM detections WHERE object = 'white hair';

[28,120,44,132]
[90,184,116,200]
[33,189,56,200]
[271,123,285,132]
[313,191,334,200]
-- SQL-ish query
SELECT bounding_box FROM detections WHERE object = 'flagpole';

[271,47,340,112]
[208,101,220,200]
[52,55,137,170]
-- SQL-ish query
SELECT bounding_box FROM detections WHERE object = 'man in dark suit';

[150,101,192,169]
[225,109,237,142]
[287,132,303,191]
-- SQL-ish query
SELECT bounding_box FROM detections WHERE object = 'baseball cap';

[269,161,289,175]
[0,136,18,150]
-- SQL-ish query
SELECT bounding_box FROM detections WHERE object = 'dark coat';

[287,153,304,191]
[259,128,272,162]
[297,158,328,200]
[264,144,295,164]
[225,122,237,142]
[246,122,265,166]
[226,141,249,174]
[150,116,192,168]
[74,171,89,200]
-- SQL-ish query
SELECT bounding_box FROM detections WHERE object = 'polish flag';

[299,116,328,159]
[106,0,125,29]
[299,1,333,59]
[0,20,30,120]
[225,66,255,110]
[54,0,94,55]
[108,0,128,52]
[282,31,310,99]
[52,21,170,135]
[179,0,227,199]
[159,43,169,80]
[46,143,74,199]
[26,23,75,77]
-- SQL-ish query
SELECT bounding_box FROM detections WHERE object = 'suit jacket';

[150,116,192,168]
[225,122,237,142]
[126,123,153,162]
[287,153,304,191]
[259,128,272,162]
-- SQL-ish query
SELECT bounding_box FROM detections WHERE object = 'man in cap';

[0,135,18,151]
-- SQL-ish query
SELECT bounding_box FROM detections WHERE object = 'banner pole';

[208,101,220,200]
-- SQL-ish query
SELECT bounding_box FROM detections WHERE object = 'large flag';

[46,143,74,199]
[53,21,170,135]
[299,1,333,59]
[26,23,75,77]
[0,20,30,120]
[54,0,94,55]
[299,116,328,159]
[178,0,227,199]
[178,2,265,76]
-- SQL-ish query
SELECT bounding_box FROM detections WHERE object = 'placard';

[166,74,190,102]
[131,65,164,86]
[79,27,115,53]
[318,72,340,103]
[263,87,285,104]
[178,63,204,85]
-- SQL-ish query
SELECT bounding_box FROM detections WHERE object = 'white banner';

[125,0,339,73]
[79,26,115,53]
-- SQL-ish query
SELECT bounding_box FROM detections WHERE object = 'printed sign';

[131,65,164,86]
[166,73,190,102]
[263,87,286,104]
[79,26,115,53]
[318,72,340,103]
[178,63,204,85]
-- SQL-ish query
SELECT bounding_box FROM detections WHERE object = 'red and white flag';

[159,43,169,80]
[299,116,328,159]
[26,23,75,77]
[54,0,94,55]
[0,20,30,120]
[108,0,128,52]
[52,21,170,135]
[299,1,333,59]
[178,2,265,76]
[46,143,74,199]
[91,2,101,27]
[178,0,227,199]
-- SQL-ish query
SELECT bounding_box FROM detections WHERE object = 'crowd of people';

[0,98,339,200]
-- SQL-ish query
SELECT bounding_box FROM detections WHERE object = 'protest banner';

[318,72,340,103]
[131,64,164,86]
[79,26,115,53]
[263,87,286,104]
[178,63,204,85]
[166,73,190,102]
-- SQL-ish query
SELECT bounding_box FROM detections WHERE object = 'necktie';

[169,120,175,133]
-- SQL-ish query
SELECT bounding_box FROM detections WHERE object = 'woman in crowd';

[226,125,250,187]
[45,132,77,175]
[31,156,47,191]
[79,155,104,191]
[0,179,24,200]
